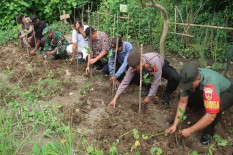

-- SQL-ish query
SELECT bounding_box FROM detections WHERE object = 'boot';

[200,134,212,145]
[162,92,170,106]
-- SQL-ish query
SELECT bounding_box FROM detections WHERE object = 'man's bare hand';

[85,67,90,75]
[68,58,73,64]
[43,60,48,65]
[142,96,150,106]
[30,49,36,55]
[179,128,192,138]
[89,58,96,65]
[165,125,176,136]
[108,99,117,108]
[110,76,117,83]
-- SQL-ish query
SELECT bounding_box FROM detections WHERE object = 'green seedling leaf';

[87,146,94,153]
[150,147,162,155]
[117,105,121,108]
[142,134,149,140]
[219,140,228,146]
[81,136,86,145]
[178,108,183,116]
[109,142,117,155]
[190,151,198,155]
[134,134,140,140]
[183,115,187,121]
[177,116,181,120]
[135,152,141,155]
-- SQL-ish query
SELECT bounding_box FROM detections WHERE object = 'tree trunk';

[146,0,169,58]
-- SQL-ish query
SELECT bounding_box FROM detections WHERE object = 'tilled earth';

[0,41,232,154]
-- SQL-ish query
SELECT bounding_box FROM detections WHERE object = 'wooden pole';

[113,14,116,37]
[89,28,93,78]
[82,6,84,23]
[98,11,100,30]
[174,6,177,41]
[74,8,75,21]
[112,37,119,97]
[88,5,90,25]
[117,11,119,33]
[210,11,215,54]
[58,6,64,35]
[203,23,209,56]
[139,11,140,39]
[215,22,219,62]
[147,18,152,44]
[127,13,130,40]
[106,9,109,34]
[93,12,95,27]
[139,44,143,114]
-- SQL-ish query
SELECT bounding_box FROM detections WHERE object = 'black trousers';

[188,84,233,136]
[131,59,180,95]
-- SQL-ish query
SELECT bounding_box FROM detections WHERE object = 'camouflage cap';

[42,27,51,38]
[180,63,199,91]
[127,52,140,68]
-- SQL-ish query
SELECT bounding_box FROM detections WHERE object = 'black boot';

[162,92,170,106]
[200,134,212,145]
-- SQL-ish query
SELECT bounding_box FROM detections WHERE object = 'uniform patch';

[203,84,220,113]
[180,89,184,92]
[204,88,213,100]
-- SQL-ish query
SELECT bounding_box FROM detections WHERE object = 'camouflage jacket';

[43,31,69,60]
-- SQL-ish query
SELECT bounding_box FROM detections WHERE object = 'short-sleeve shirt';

[34,20,46,40]
[72,25,88,48]
[20,17,33,35]
[92,31,110,58]
[180,68,231,113]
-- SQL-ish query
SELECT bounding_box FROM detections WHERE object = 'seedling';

[190,151,198,155]
[177,108,187,131]
[109,142,117,155]
[150,147,162,155]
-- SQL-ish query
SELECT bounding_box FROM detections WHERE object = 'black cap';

[84,26,95,41]
[111,36,123,51]
[180,63,199,91]
[29,15,38,25]
[127,52,140,68]
[17,14,24,24]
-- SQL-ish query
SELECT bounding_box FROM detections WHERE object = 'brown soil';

[0,42,232,154]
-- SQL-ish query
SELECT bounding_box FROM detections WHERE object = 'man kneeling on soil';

[42,27,69,65]
[84,27,110,75]
[108,36,133,87]
[165,63,233,145]
[109,51,180,107]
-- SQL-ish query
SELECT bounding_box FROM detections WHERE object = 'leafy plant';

[177,108,187,131]
[150,147,162,155]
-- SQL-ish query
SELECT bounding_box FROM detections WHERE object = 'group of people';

[17,14,233,146]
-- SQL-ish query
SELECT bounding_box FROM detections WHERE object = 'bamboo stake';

[93,12,95,27]
[215,23,219,62]
[88,5,90,25]
[225,6,228,43]
[203,23,209,56]
[98,12,100,30]
[117,11,119,33]
[174,6,177,41]
[139,11,140,38]
[210,11,215,53]
[58,6,64,35]
[139,44,143,114]
[74,8,75,21]
[127,13,130,40]
[112,37,119,97]
[113,14,115,37]
[76,35,79,72]
[106,9,109,34]
[82,6,84,23]
[89,28,93,78]
[147,17,152,44]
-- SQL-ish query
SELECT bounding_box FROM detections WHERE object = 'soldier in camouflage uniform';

[42,27,69,65]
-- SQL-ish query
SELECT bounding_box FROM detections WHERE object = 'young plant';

[150,147,162,155]
[177,108,187,131]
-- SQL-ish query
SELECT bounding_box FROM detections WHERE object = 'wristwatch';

[148,96,153,100]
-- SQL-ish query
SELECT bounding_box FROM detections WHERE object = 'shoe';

[200,134,212,145]
[95,66,103,72]
[162,92,170,106]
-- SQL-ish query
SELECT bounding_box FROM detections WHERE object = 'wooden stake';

[82,6,84,23]
[203,23,209,56]
[89,28,93,78]
[210,11,215,52]
[112,37,119,97]
[113,14,116,37]
[106,9,109,34]
[139,11,140,39]
[93,12,95,27]
[117,11,119,33]
[98,11,100,30]
[58,6,64,35]
[74,8,75,21]
[215,22,219,62]
[88,5,90,25]
[139,44,143,114]
[76,36,79,72]
[127,13,130,40]
[174,6,177,41]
